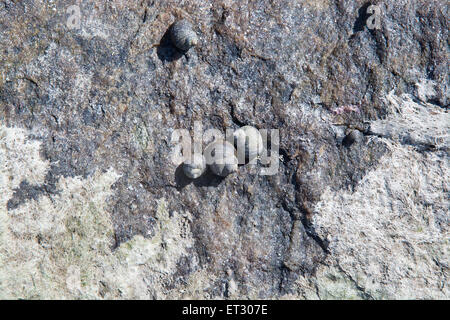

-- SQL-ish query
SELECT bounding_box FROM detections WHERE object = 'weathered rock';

[0,0,448,299]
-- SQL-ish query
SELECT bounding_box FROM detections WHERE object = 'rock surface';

[0,0,448,299]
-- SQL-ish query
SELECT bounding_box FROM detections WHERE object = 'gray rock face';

[0,0,448,299]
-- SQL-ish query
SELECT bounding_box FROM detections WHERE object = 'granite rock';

[0,0,448,299]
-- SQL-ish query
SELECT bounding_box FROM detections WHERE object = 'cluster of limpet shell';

[169,20,264,179]
[182,126,264,179]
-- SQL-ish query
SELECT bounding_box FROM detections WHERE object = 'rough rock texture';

[0,0,448,299]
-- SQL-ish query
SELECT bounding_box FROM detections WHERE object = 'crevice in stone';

[281,197,330,256]
[228,101,246,128]
[299,214,330,255]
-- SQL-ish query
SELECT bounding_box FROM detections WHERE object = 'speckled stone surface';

[0,0,448,299]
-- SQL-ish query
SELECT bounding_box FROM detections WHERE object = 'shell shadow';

[193,168,225,188]
[175,164,225,190]
[157,25,185,62]
[175,164,192,189]
[352,2,372,33]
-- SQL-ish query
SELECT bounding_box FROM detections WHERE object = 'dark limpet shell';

[170,19,198,52]
[204,141,238,177]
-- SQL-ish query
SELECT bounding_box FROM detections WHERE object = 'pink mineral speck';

[332,105,361,115]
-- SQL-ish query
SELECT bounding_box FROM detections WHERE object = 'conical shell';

[170,19,198,52]
[204,141,238,177]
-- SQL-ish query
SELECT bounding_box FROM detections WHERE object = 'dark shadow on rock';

[175,164,193,190]
[193,167,225,188]
[353,2,372,33]
[175,164,226,189]
[342,130,364,148]
[156,25,184,62]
